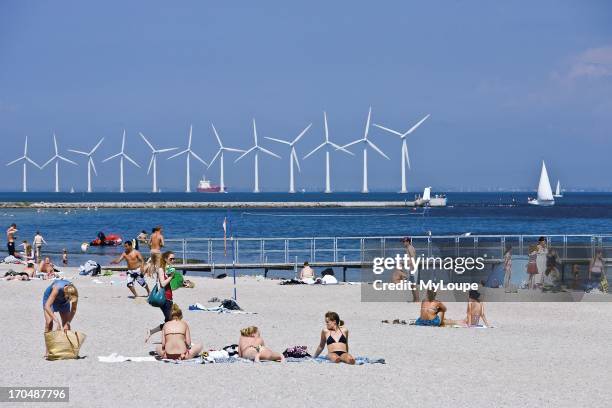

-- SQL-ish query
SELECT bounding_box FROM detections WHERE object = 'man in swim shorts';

[6,223,17,257]
[111,241,150,298]
[148,225,165,269]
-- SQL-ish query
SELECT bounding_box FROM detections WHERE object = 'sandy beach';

[2,266,611,408]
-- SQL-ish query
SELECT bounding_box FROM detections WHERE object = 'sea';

[1,192,611,269]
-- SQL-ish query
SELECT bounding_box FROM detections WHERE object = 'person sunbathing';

[238,326,284,362]
[415,289,446,326]
[313,311,356,364]
[445,289,490,327]
[155,304,203,360]
[39,257,58,279]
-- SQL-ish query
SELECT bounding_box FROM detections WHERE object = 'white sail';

[555,180,561,196]
[422,186,431,201]
[537,161,554,202]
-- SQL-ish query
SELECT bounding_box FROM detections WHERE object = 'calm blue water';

[1,192,611,266]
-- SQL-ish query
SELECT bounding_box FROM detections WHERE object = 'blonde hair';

[240,326,258,337]
[170,303,183,320]
[64,284,78,304]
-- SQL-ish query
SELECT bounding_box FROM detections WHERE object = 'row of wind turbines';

[6,108,430,193]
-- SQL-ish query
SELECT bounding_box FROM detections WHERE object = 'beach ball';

[81,242,89,252]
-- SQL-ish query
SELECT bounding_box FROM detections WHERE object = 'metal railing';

[159,234,612,266]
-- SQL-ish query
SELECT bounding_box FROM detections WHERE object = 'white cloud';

[566,45,612,80]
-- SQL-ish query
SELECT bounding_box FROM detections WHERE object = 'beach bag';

[148,283,166,307]
[220,299,241,310]
[283,346,311,358]
[169,267,184,290]
[44,330,86,360]
[601,274,609,293]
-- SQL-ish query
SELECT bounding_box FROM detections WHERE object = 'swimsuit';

[415,315,441,326]
[7,241,15,256]
[327,330,348,356]
[42,279,72,313]
[126,268,146,288]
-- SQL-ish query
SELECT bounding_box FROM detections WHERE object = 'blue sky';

[1,1,611,192]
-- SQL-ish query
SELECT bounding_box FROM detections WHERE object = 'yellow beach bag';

[44,330,86,360]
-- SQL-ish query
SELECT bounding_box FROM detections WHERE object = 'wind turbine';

[303,112,353,193]
[265,123,312,193]
[68,138,104,193]
[207,123,244,193]
[374,114,430,193]
[139,132,177,193]
[234,119,281,193]
[102,130,140,193]
[6,136,41,192]
[41,133,78,193]
[167,125,208,193]
[341,107,390,193]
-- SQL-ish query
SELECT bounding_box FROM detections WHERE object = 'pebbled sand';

[2,266,611,408]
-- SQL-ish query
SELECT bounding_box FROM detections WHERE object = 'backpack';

[220,299,242,310]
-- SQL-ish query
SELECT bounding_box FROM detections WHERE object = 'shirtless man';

[402,237,419,302]
[7,224,17,257]
[39,257,57,279]
[299,261,315,282]
[111,241,150,298]
[148,226,165,269]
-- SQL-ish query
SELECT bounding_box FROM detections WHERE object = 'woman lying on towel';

[155,304,203,360]
[238,326,284,362]
[415,290,447,326]
[313,311,356,364]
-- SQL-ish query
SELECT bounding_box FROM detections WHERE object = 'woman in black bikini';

[314,311,355,364]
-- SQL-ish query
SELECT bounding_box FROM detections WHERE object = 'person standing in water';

[110,241,150,298]
[503,245,512,290]
[33,231,47,261]
[148,226,165,269]
[6,223,17,257]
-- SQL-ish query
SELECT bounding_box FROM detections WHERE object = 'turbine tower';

[303,112,353,193]
[68,138,104,193]
[41,133,78,193]
[265,123,312,193]
[374,114,430,193]
[139,132,177,193]
[208,123,244,193]
[341,107,389,193]
[6,136,41,193]
[234,119,281,193]
[102,130,140,193]
[167,125,208,193]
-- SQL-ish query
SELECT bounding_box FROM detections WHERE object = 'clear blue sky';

[1,0,611,192]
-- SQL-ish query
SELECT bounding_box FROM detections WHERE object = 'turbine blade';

[329,142,354,156]
[292,149,301,173]
[53,133,58,154]
[264,137,291,145]
[211,123,223,147]
[6,157,23,166]
[26,157,41,169]
[58,155,78,165]
[91,158,98,176]
[190,151,208,166]
[364,107,372,139]
[373,124,403,137]
[404,142,411,169]
[235,147,255,163]
[41,157,55,169]
[208,150,221,168]
[102,153,122,162]
[139,132,154,151]
[292,123,312,145]
[168,149,188,159]
[303,142,326,159]
[259,147,281,159]
[68,149,88,155]
[91,137,104,154]
[367,140,390,160]
[123,154,140,168]
[323,112,329,142]
[341,139,363,149]
[188,125,193,149]
[252,119,258,146]
[147,155,154,174]
[24,136,28,155]
[157,147,178,153]
[121,130,126,152]
[404,114,431,136]
[223,147,244,153]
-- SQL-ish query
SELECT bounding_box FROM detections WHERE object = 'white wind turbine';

[265,123,312,193]
[235,119,281,193]
[373,114,430,193]
[41,133,78,193]
[6,136,41,193]
[303,112,353,193]
[167,125,208,193]
[139,132,177,193]
[208,123,244,193]
[341,107,389,193]
[102,130,140,193]
[68,138,104,193]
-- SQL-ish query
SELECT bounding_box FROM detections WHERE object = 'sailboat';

[528,161,555,206]
[553,180,563,198]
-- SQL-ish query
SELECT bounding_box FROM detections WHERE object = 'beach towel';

[98,353,157,363]
[313,356,385,365]
[188,303,257,314]
[2,255,22,264]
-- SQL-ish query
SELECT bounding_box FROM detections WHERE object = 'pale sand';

[2,267,611,408]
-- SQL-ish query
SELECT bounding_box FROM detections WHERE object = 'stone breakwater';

[0,201,415,209]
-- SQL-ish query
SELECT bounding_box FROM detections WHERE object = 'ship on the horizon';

[196,176,222,193]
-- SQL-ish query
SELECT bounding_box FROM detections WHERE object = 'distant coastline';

[0,201,414,209]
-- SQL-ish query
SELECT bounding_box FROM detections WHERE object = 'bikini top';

[326,330,347,345]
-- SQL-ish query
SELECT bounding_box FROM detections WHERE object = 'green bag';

[148,283,166,307]
[169,267,184,291]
